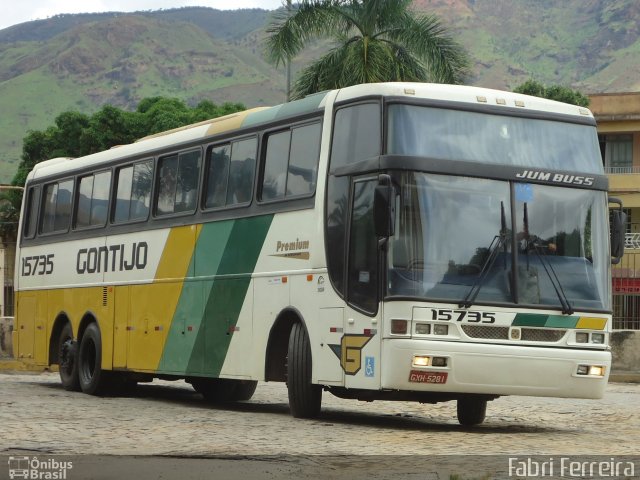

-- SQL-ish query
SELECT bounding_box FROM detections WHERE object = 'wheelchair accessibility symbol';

[365,356,375,377]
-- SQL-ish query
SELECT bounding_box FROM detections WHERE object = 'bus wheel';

[58,323,80,391]
[232,380,257,401]
[192,378,257,402]
[457,397,487,426]
[287,322,321,418]
[78,323,111,396]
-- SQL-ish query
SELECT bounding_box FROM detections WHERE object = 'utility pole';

[286,0,292,102]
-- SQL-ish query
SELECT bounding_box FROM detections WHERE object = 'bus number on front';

[431,309,495,324]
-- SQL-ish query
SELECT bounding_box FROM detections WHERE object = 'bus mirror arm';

[374,174,396,240]
[609,197,626,264]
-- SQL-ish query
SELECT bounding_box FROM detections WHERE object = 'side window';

[348,179,379,314]
[326,102,381,296]
[156,149,201,216]
[76,171,111,228]
[114,160,153,223]
[204,137,256,209]
[330,103,380,170]
[23,186,40,239]
[261,122,321,201]
[40,179,73,234]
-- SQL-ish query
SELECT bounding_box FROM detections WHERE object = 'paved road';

[1,372,638,479]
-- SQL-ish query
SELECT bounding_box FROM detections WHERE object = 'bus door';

[343,177,382,390]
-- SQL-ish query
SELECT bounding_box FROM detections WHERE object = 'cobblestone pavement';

[1,372,638,458]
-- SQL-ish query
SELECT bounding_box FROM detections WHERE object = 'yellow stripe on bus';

[576,317,607,330]
[205,107,269,137]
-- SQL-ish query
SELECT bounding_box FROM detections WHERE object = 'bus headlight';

[575,332,589,343]
[433,324,449,335]
[577,365,606,377]
[591,333,605,344]
[415,323,431,335]
[412,355,430,367]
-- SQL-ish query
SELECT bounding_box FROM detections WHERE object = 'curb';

[609,372,640,384]
[0,360,57,373]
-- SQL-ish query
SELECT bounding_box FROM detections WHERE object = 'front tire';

[287,323,321,418]
[78,322,112,396]
[457,397,487,426]
[58,323,80,391]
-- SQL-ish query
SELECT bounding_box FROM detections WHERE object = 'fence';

[613,231,640,329]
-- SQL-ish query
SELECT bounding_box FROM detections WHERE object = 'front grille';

[461,325,509,340]
[520,328,566,342]
[461,325,566,342]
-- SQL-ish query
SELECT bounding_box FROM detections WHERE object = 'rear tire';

[192,378,257,402]
[457,397,487,426]
[78,323,113,396]
[58,323,80,391]
[287,322,321,418]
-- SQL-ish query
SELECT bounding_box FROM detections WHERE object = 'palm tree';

[266,0,470,100]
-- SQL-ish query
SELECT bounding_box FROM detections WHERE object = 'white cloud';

[0,0,285,30]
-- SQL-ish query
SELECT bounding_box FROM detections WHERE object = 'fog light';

[391,319,408,335]
[589,365,605,377]
[432,356,448,367]
[433,324,449,335]
[412,355,430,367]
[576,332,589,343]
[591,333,605,344]
[577,365,589,375]
[415,323,431,335]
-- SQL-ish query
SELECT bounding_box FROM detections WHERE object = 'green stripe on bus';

[545,315,578,329]
[512,313,579,328]
[512,313,549,327]
[158,220,234,374]
[186,215,273,376]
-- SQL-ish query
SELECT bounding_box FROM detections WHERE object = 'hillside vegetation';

[0,1,638,182]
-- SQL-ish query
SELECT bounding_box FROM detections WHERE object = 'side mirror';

[609,197,627,264]
[374,174,395,238]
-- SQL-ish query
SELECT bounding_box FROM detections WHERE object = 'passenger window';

[261,121,321,201]
[205,138,256,209]
[156,149,201,216]
[41,179,73,234]
[76,171,111,228]
[262,131,290,201]
[330,103,380,169]
[23,187,39,239]
[114,160,153,223]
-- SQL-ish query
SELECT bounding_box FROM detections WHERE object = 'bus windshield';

[387,172,610,311]
[387,104,604,174]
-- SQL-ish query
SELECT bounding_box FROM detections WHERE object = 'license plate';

[409,370,448,384]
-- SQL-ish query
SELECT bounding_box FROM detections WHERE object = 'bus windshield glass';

[387,104,604,174]
[387,172,610,311]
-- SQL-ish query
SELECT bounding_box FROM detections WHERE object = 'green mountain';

[0,1,639,183]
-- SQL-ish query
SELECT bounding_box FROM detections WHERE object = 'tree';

[514,79,590,107]
[265,0,470,100]
[0,97,246,239]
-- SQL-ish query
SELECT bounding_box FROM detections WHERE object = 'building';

[590,92,640,331]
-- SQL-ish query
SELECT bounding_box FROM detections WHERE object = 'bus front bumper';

[381,339,611,399]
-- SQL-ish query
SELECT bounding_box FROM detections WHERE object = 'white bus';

[13,83,624,425]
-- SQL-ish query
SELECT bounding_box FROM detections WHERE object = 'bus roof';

[27,82,593,182]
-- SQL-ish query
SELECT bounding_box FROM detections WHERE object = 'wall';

[0,316,12,358]
[610,331,640,377]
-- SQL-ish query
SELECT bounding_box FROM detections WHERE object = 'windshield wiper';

[459,202,508,308]
[523,203,574,315]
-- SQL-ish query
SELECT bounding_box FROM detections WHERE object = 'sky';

[0,0,285,30]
